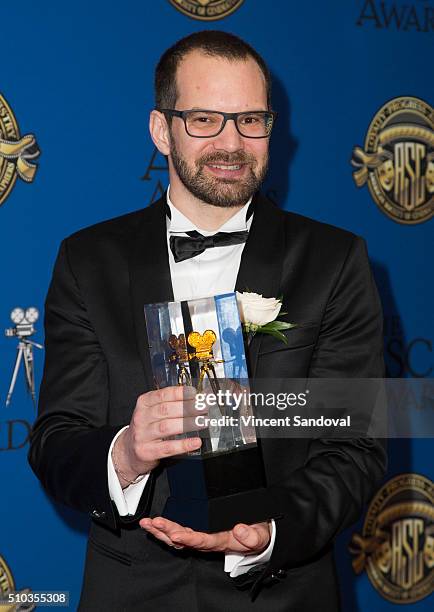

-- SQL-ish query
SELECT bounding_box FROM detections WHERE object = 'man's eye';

[240,115,261,125]
[191,115,217,124]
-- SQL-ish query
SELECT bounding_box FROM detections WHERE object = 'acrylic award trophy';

[144,292,277,533]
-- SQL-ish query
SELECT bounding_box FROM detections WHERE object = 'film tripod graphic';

[5,307,44,407]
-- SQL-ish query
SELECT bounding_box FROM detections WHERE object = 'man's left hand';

[140,517,271,554]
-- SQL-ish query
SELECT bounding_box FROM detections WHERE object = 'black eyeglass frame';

[157,108,277,139]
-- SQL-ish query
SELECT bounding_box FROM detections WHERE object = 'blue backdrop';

[1,1,432,609]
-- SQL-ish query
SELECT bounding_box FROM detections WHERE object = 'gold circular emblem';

[350,473,434,604]
[352,97,433,224]
[168,0,244,21]
[0,94,20,206]
[0,92,40,207]
[0,554,15,605]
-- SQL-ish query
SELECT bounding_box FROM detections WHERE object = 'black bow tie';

[170,229,249,263]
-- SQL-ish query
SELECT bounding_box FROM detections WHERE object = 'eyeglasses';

[157,108,277,139]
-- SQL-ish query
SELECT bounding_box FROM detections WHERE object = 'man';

[29,31,386,611]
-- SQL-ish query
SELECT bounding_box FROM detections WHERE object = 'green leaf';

[261,321,296,331]
[273,322,296,331]
[258,328,289,344]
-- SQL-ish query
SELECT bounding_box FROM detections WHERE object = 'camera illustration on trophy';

[5,307,44,407]
[167,333,192,386]
[144,292,280,532]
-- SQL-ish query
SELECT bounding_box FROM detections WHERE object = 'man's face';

[167,50,270,207]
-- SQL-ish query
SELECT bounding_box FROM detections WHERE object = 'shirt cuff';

[224,519,276,577]
[107,425,150,516]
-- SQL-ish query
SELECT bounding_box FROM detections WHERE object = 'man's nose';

[212,118,244,151]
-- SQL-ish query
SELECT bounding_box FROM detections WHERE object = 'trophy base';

[161,445,282,532]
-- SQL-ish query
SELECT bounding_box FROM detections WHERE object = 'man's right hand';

[112,385,203,488]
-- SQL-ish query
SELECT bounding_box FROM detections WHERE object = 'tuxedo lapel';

[235,192,286,377]
[129,194,174,390]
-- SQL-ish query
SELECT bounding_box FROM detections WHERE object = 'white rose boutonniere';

[236,291,296,344]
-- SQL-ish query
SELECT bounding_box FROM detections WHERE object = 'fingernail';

[237,526,248,537]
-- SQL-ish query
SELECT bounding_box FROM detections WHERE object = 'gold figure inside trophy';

[168,333,192,386]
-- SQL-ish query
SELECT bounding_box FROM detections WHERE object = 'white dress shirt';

[107,185,275,576]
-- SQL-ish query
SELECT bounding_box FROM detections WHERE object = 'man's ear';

[149,110,171,156]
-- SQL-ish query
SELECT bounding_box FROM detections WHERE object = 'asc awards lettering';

[0,420,31,452]
[142,146,168,204]
[384,315,432,378]
[356,0,434,31]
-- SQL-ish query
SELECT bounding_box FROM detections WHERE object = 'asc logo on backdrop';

[168,0,244,20]
[351,96,433,224]
[0,555,34,610]
[0,93,40,207]
[350,474,433,604]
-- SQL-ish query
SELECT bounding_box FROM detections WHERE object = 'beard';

[169,135,268,208]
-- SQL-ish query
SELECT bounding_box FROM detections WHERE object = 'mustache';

[198,151,256,166]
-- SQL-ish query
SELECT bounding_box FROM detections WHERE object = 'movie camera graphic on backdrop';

[0,93,40,208]
[5,307,43,408]
[351,96,433,224]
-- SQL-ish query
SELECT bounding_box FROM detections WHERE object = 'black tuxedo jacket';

[29,193,386,611]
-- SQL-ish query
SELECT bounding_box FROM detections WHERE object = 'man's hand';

[139,516,271,555]
[112,386,205,488]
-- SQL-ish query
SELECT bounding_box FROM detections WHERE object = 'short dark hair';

[155,30,272,110]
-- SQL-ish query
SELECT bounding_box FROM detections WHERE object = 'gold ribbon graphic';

[0,134,40,182]
[351,146,392,187]
[350,531,388,574]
